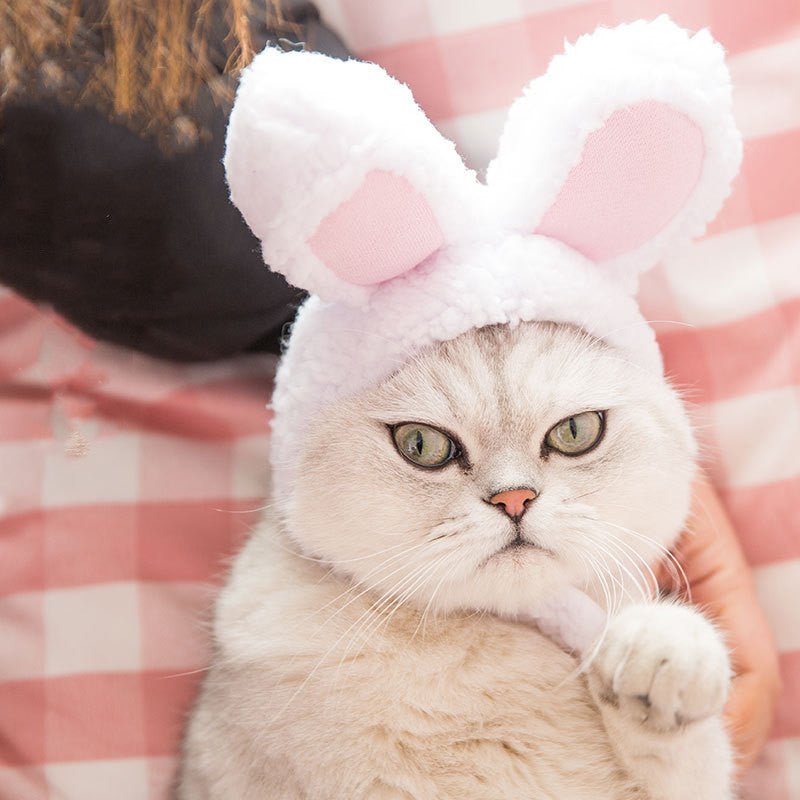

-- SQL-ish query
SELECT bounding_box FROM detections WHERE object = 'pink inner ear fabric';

[309,169,444,287]
[535,101,705,262]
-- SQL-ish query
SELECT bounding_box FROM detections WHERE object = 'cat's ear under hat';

[224,48,478,305]
[486,15,742,290]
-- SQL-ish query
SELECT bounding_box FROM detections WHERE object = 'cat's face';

[289,322,695,618]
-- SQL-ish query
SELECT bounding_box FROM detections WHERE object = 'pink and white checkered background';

[1,1,798,797]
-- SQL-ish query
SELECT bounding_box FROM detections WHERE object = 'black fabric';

[0,3,351,361]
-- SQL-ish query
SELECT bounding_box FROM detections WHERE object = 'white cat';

[178,16,742,799]
[177,321,733,799]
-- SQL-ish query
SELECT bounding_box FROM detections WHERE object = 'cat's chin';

[418,556,573,620]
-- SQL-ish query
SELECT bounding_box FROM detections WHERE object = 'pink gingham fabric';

[0,293,274,799]
[2,1,799,797]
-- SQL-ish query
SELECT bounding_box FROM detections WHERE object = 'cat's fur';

[177,322,733,799]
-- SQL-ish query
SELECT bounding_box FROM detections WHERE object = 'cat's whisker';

[306,539,438,627]
[641,319,696,329]
[425,516,472,544]
[579,520,658,603]
[598,318,694,351]
[427,513,471,542]
[581,544,620,616]
[332,561,439,708]
[278,552,444,721]
[592,517,691,601]
[331,553,452,698]
[579,545,616,613]
[579,533,635,612]
[339,555,442,659]
[556,553,617,680]
[685,490,720,535]
[569,552,614,674]
[593,532,655,604]
[390,552,459,643]
[270,545,441,690]
[428,524,470,543]
[565,486,604,502]
[603,539,644,608]
[314,523,476,634]
[371,556,450,649]
[576,550,611,616]
[412,555,458,641]
[213,501,276,514]
[569,498,690,598]
[610,539,658,602]
[603,530,662,600]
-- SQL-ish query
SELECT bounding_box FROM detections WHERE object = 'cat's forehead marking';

[368,322,629,452]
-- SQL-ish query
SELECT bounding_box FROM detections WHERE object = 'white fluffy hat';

[224,16,741,500]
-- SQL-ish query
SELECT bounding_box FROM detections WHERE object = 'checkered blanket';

[2,1,798,797]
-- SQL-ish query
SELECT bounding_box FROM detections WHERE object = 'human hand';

[658,473,782,776]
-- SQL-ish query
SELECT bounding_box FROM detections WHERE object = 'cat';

[177,320,733,799]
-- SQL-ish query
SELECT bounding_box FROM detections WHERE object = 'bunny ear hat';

[225,15,741,503]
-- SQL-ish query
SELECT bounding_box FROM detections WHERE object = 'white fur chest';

[182,523,642,800]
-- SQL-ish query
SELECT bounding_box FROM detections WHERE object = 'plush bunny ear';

[225,48,478,305]
[485,16,742,287]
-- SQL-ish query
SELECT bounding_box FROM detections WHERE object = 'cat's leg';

[587,602,734,800]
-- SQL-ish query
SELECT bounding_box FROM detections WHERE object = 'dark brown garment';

[0,2,350,360]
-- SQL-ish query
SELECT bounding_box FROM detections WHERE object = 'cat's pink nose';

[489,488,538,519]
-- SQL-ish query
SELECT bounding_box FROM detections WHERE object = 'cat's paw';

[589,603,731,732]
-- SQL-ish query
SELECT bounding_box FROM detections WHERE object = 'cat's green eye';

[392,423,456,469]
[545,411,605,456]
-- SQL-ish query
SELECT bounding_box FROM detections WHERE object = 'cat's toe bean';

[591,603,731,733]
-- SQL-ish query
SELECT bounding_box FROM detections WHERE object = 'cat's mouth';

[494,532,555,559]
